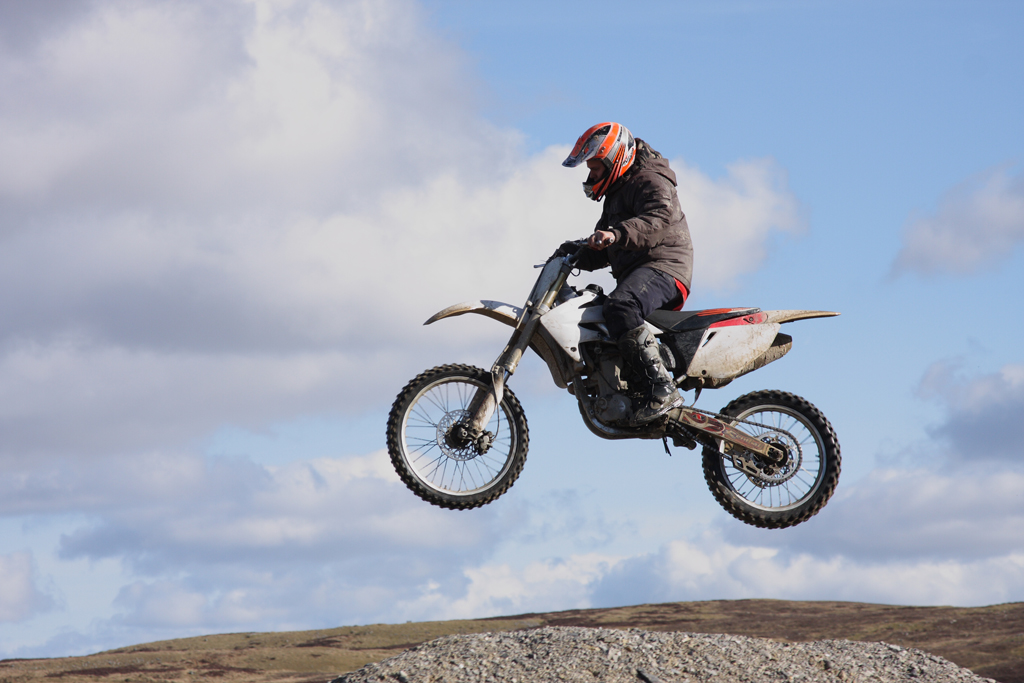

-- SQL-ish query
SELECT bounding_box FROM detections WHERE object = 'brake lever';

[537,239,590,267]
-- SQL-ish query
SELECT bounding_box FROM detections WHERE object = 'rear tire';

[387,364,529,510]
[702,390,840,529]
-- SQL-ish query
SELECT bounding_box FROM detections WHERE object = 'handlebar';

[536,238,591,269]
[563,238,589,267]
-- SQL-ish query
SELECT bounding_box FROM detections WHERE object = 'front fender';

[424,300,524,328]
[424,300,573,389]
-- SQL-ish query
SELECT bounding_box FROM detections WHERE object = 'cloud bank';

[0,553,54,623]
[919,362,1024,462]
[6,359,1020,657]
[0,0,851,658]
[0,0,803,466]
[676,157,804,290]
[399,357,1024,620]
[892,166,1024,276]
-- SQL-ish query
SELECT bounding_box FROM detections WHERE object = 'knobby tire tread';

[386,364,529,510]
[701,390,841,529]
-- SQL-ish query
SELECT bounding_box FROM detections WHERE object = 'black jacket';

[576,140,694,291]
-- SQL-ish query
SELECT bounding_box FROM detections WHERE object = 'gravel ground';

[331,626,996,683]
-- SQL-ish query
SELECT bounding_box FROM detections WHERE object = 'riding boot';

[617,324,683,425]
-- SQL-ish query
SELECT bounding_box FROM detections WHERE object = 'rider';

[562,122,694,425]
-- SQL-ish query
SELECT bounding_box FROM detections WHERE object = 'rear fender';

[683,310,837,385]
[687,323,782,383]
[763,310,839,324]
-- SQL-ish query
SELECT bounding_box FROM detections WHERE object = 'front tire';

[387,364,529,510]
[702,390,840,529]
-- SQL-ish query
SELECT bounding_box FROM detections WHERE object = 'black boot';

[617,325,683,425]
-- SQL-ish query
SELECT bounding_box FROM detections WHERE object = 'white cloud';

[0,552,54,622]
[386,532,1024,621]
[76,432,1018,634]
[2,447,520,635]
[918,361,1024,461]
[4,375,1022,651]
[50,451,508,568]
[0,0,507,212]
[0,0,805,467]
[713,362,1024,563]
[395,553,622,622]
[675,157,805,291]
[588,536,1024,608]
[115,581,211,628]
[722,467,1024,563]
[0,340,378,458]
[892,165,1024,276]
[0,0,823,656]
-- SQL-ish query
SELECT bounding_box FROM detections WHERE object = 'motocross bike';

[387,242,841,529]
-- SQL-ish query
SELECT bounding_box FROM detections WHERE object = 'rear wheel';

[387,364,529,510]
[702,390,840,529]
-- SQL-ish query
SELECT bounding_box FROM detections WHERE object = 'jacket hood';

[617,139,677,189]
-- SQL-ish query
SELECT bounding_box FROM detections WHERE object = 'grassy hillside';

[2,600,1021,683]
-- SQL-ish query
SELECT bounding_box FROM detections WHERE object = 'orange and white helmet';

[562,122,636,201]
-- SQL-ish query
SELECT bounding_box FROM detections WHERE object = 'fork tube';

[466,260,572,434]
[496,260,570,376]
[466,315,537,434]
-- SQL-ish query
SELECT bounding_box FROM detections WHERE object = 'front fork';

[464,258,574,437]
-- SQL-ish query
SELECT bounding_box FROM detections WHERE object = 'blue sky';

[0,0,1022,658]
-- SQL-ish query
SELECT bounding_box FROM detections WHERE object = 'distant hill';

[2,599,1021,683]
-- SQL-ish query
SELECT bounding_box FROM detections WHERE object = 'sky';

[0,0,1022,659]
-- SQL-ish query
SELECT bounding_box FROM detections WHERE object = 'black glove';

[552,239,586,258]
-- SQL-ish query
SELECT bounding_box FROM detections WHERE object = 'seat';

[646,307,761,332]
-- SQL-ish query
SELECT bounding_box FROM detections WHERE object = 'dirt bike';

[387,242,841,529]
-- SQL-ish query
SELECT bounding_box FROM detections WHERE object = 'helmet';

[562,122,636,201]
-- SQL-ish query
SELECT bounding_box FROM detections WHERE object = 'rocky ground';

[508,600,1024,682]
[334,626,994,683]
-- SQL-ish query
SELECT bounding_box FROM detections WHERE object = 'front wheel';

[702,390,840,529]
[387,364,529,510]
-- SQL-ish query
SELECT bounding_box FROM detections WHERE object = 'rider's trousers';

[604,266,687,340]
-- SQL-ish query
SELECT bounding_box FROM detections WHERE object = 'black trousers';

[603,266,684,340]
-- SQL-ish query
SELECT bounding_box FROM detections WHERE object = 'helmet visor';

[562,124,613,168]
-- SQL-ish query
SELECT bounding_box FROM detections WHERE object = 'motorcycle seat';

[646,307,761,332]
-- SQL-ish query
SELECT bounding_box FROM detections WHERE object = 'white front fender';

[423,299,574,389]
[424,300,524,327]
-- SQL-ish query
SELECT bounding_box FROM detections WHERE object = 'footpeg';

[671,431,697,450]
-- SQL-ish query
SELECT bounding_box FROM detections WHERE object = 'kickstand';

[662,436,672,456]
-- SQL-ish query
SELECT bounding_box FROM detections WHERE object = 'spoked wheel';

[387,364,529,510]
[702,390,840,529]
